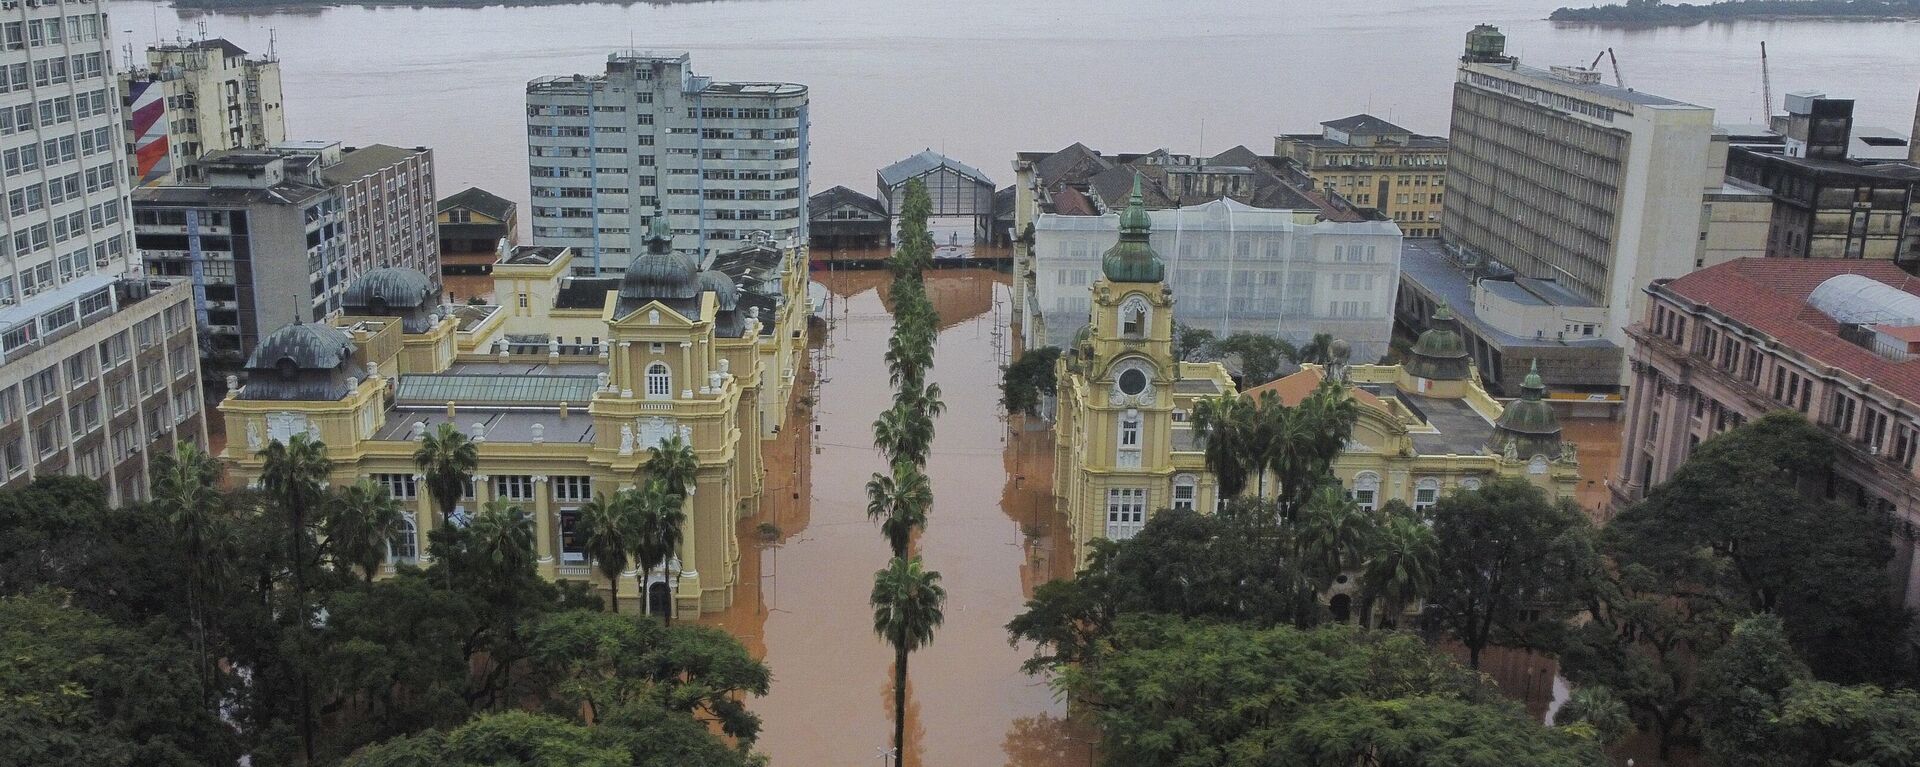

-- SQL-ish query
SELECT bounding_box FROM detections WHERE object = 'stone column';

[413,473,434,561]
[531,475,552,572]
[679,342,693,399]
[472,473,490,510]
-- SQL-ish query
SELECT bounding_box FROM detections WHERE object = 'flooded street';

[706,266,1095,767]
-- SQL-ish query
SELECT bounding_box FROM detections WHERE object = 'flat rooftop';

[1478,60,1698,109]
[373,409,595,444]
[1398,239,1618,351]
[1376,383,1496,456]
[444,360,607,377]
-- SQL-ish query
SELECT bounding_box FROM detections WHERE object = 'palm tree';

[866,460,932,558]
[324,479,407,583]
[630,479,687,624]
[1190,394,1258,499]
[1295,485,1377,588]
[468,498,537,579]
[150,442,227,712]
[885,331,934,389]
[1292,333,1337,365]
[576,491,637,612]
[873,401,933,468]
[871,556,946,767]
[1266,381,1360,518]
[257,431,330,763]
[414,422,479,526]
[646,433,699,500]
[1359,512,1438,629]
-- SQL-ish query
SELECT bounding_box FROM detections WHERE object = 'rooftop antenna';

[1198,117,1205,157]
[269,28,277,61]
[196,20,206,41]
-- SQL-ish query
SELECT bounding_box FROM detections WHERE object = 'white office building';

[525,51,808,274]
[0,0,210,502]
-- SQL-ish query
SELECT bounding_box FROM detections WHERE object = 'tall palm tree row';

[871,556,946,767]
[324,479,407,584]
[1189,379,1362,517]
[575,491,636,613]
[257,431,333,763]
[150,442,230,714]
[629,478,687,624]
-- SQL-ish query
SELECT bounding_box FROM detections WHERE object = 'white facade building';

[525,51,808,274]
[0,0,210,501]
[119,38,285,185]
[1034,199,1402,361]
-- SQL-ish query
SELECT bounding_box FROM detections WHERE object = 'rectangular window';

[552,475,592,502]
[492,474,535,501]
[1119,415,1139,448]
[1104,487,1146,540]
[558,510,586,563]
[1171,483,1195,511]
[374,473,418,500]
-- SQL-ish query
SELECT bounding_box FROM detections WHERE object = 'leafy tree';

[1064,615,1604,766]
[1553,686,1634,747]
[1000,346,1061,417]
[0,591,239,767]
[628,480,686,624]
[872,556,946,766]
[1171,322,1215,361]
[525,610,770,743]
[576,491,637,612]
[1214,332,1294,386]
[1774,679,1920,765]
[1292,332,1337,365]
[1608,410,1909,682]
[867,459,932,558]
[1426,476,1594,669]
[1697,614,1810,765]
[340,709,754,767]
[414,422,479,526]
[326,479,408,583]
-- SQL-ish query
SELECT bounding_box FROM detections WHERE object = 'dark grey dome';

[699,270,740,311]
[619,251,701,301]
[246,323,354,371]
[343,267,434,312]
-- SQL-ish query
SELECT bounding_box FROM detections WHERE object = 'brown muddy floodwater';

[705,266,1096,767]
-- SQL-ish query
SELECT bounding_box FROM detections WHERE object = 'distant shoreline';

[167,0,716,11]
[1549,0,1920,25]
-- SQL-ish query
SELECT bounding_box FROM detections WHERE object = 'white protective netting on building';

[1033,198,1402,362]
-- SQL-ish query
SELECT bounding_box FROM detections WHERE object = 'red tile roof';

[1660,258,1920,403]
[1242,367,1389,413]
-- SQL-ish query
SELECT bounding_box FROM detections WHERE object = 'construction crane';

[1759,41,1774,124]
[1589,47,1625,88]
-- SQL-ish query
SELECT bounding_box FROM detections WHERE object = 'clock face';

[1117,368,1148,396]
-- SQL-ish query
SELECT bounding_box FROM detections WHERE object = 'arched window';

[391,513,418,563]
[645,363,671,399]
[1119,295,1150,338]
[1349,471,1381,511]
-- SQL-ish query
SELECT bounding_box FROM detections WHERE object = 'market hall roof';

[877,149,995,188]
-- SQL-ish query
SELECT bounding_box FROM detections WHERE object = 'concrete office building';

[1725,92,1920,267]
[120,38,285,185]
[133,149,348,358]
[0,0,210,502]
[1275,115,1450,237]
[525,51,808,274]
[1616,258,1920,606]
[310,142,439,280]
[1419,25,1768,394]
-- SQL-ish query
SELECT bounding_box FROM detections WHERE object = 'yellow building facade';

[217,225,810,616]
[1052,181,1578,567]
[1275,114,1449,237]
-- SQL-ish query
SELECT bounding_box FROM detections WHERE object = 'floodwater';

[705,265,1097,767]
[113,0,1920,233]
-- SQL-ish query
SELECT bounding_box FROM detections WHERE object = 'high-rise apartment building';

[525,51,808,274]
[0,0,209,502]
[1275,115,1450,237]
[132,141,438,360]
[121,38,285,185]
[310,142,439,279]
[1418,25,1768,393]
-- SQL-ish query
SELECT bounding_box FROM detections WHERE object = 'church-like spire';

[1101,174,1165,283]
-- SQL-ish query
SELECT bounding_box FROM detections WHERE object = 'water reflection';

[704,267,1084,767]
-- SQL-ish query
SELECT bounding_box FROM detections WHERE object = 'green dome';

[1489,359,1563,458]
[1405,303,1471,381]
[1101,174,1165,284]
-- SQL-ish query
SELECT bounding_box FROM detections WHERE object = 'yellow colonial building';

[1274,115,1449,237]
[217,221,809,616]
[1052,179,1577,565]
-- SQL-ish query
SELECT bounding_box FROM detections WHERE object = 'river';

[111,0,1917,224]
